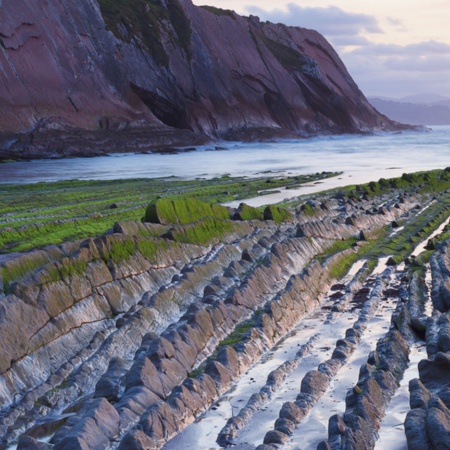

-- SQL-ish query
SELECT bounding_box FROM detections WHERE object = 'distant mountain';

[369,97,450,125]
[399,93,450,105]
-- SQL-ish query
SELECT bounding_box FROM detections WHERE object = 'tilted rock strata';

[0,0,405,159]
[0,189,428,448]
[405,241,450,450]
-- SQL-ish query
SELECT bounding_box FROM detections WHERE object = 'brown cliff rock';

[0,0,406,159]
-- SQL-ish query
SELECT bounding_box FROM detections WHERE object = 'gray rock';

[53,398,120,450]
[17,436,53,450]
[409,378,431,410]
[118,429,158,450]
[216,346,240,378]
[204,361,232,392]
[405,409,430,450]
[275,417,295,435]
[419,352,450,390]
[116,385,160,417]
[427,403,450,449]
[146,337,176,361]
[140,401,179,442]
[301,370,329,401]
[124,356,165,398]
[94,357,127,401]
[438,386,450,409]
[279,402,305,423]
[263,429,289,445]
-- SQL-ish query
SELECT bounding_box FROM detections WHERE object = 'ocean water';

[1,127,449,198]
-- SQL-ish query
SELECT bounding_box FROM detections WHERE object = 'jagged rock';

[332,339,355,361]
[279,402,305,423]
[116,386,161,417]
[204,361,232,392]
[405,409,430,450]
[118,430,158,450]
[17,436,53,450]
[438,387,450,409]
[409,379,431,410]
[419,352,450,390]
[216,346,240,378]
[94,357,127,401]
[124,356,165,398]
[263,429,289,445]
[301,370,329,401]
[427,398,450,449]
[53,398,120,450]
[274,417,296,435]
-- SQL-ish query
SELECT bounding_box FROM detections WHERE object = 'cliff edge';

[0,0,404,159]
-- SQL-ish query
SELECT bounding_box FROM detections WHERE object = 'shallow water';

[1,127,449,188]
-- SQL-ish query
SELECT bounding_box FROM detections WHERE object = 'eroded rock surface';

[1,187,450,449]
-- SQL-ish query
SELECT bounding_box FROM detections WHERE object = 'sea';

[1,126,449,206]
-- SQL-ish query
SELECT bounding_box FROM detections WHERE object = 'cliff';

[0,0,403,159]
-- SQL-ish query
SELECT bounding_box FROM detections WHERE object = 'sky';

[191,1,450,99]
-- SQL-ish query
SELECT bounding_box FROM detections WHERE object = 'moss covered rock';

[233,203,263,221]
[263,205,294,223]
[144,198,230,225]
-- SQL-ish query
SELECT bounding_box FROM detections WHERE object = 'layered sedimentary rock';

[2,184,448,449]
[0,0,403,159]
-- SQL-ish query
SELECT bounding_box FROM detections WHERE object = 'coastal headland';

[0,0,413,161]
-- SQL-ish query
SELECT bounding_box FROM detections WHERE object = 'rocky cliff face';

[0,0,402,158]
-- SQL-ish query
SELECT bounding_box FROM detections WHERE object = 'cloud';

[340,40,450,96]
[344,40,450,73]
[246,3,383,39]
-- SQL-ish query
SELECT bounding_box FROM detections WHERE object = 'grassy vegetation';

[1,252,50,292]
[365,197,450,264]
[342,169,450,200]
[234,203,263,221]
[258,33,304,72]
[200,5,236,17]
[168,218,235,245]
[0,173,336,254]
[218,309,265,348]
[144,197,230,224]
[263,205,294,223]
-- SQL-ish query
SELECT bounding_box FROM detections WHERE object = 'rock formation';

[0,0,405,159]
[3,176,450,448]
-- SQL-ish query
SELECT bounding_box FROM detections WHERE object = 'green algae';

[0,173,335,254]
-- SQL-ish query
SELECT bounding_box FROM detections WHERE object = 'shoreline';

[0,124,423,163]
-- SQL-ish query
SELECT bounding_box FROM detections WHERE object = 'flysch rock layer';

[0,188,433,449]
[0,0,408,159]
[404,242,450,450]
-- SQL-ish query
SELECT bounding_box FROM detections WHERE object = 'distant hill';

[399,93,450,105]
[369,96,450,125]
